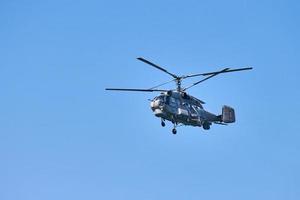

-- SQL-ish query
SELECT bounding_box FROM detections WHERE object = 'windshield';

[154,95,165,102]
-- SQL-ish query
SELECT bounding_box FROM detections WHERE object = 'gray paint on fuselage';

[151,91,219,127]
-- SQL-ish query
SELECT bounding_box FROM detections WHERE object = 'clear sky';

[1,0,300,199]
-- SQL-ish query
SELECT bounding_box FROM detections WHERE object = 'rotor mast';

[175,77,182,91]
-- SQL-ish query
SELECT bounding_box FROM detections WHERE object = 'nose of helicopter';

[150,99,160,110]
[150,99,165,117]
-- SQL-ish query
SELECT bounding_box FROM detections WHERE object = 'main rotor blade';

[137,57,178,79]
[106,88,168,92]
[149,78,176,90]
[184,67,253,78]
[183,68,230,91]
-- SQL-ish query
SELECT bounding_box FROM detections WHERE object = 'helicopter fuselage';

[150,91,220,129]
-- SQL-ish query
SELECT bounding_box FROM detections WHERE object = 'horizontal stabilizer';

[214,122,228,125]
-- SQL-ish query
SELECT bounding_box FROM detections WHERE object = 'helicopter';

[106,57,252,134]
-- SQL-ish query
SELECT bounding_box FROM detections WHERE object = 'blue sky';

[1,0,300,199]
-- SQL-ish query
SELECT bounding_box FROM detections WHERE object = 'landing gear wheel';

[203,122,210,130]
[161,121,165,127]
[172,128,177,134]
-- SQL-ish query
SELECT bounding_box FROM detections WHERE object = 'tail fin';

[221,105,235,123]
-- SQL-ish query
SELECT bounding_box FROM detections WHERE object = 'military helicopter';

[106,57,252,134]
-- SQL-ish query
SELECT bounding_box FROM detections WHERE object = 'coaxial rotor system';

[106,57,252,93]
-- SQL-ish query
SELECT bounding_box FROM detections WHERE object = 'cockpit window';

[155,95,165,102]
[190,105,197,115]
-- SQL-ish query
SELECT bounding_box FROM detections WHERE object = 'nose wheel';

[161,119,165,127]
[160,119,178,134]
[172,122,178,134]
[172,128,177,134]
